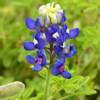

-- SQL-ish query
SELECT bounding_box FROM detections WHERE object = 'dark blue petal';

[35,50,47,66]
[34,30,46,49]
[63,32,69,41]
[52,58,65,69]
[35,18,42,27]
[37,50,46,59]
[25,18,36,30]
[24,42,35,50]
[37,50,44,57]
[56,30,64,45]
[60,13,66,24]
[45,27,56,43]
[42,56,47,66]
[69,28,80,38]
[50,67,59,76]
[61,24,69,41]
[45,25,59,43]
[61,71,71,79]
[54,45,63,54]
[32,64,42,71]
[62,24,67,32]
[35,38,46,49]
[51,24,59,32]
[26,55,35,64]
[64,45,76,58]
[35,30,41,40]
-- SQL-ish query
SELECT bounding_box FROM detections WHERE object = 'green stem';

[44,68,50,100]
[44,44,53,100]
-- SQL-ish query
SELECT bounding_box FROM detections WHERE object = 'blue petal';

[61,71,71,79]
[41,56,47,66]
[45,27,56,43]
[61,25,69,41]
[36,50,47,66]
[52,58,65,69]
[56,30,64,45]
[69,28,80,38]
[60,13,66,24]
[50,67,59,76]
[32,64,42,71]
[26,55,35,64]
[35,18,42,27]
[35,38,46,49]
[24,42,35,50]
[25,18,36,30]
[35,30,41,40]
[34,30,46,49]
[54,45,63,54]
[45,25,59,43]
[62,24,67,32]
[51,24,59,32]
[37,50,44,56]
[37,50,47,58]
[64,45,76,58]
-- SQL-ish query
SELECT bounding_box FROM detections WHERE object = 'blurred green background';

[0,0,100,100]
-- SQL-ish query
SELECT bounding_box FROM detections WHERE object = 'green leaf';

[22,86,34,99]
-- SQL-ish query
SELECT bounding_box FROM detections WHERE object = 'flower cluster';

[23,3,80,79]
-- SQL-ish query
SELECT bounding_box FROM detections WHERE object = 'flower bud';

[38,3,64,25]
[39,5,47,16]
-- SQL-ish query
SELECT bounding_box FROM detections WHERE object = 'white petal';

[63,47,70,54]
[39,5,47,16]
[53,32,59,39]
[33,38,38,44]
[56,12,62,23]
[55,4,61,11]
[40,33,46,40]
[45,15,50,25]
[46,3,51,9]
[55,4,63,13]
[39,16,45,26]
[73,20,80,28]
[50,14,57,24]
[66,28,70,33]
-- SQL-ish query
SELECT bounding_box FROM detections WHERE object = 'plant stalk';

[44,44,53,100]
[44,68,50,100]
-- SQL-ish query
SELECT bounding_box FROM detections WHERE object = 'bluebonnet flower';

[54,45,76,58]
[26,50,47,71]
[50,58,71,79]
[23,2,80,79]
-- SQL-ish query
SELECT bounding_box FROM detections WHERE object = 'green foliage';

[4,75,96,100]
[0,0,100,100]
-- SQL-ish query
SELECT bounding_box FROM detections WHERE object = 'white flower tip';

[64,47,70,53]
[73,20,80,28]
[38,3,63,24]
[39,5,47,16]
[50,14,57,24]
[66,28,70,33]
[53,32,59,39]
[40,33,46,40]
[33,38,38,44]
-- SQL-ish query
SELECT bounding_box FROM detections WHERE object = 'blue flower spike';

[23,2,80,79]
